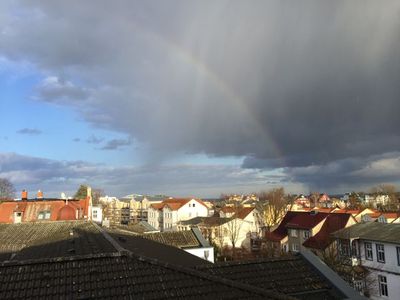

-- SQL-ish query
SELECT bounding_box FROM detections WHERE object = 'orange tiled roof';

[0,199,87,223]
[153,198,208,211]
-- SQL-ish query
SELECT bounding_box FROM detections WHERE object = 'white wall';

[360,240,400,299]
[148,207,162,230]
[91,206,103,224]
[184,247,214,263]
[177,199,208,221]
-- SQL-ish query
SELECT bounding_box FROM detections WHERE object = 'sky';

[0,1,400,198]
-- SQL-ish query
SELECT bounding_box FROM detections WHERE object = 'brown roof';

[197,255,343,299]
[0,221,115,262]
[0,252,287,300]
[235,207,255,220]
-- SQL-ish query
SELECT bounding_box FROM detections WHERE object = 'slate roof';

[0,221,115,262]
[116,221,158,234]
[0,252,292,300]
[143,230,202,249]
[106,229,211,267]
[332,222,400,244]
[179,216,232,227]
[303,213,353,250]
[197,255,343,300]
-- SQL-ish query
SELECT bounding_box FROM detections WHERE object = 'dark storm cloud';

[0,152,282,197]
[1,1,399,190]
[16,128,42,135]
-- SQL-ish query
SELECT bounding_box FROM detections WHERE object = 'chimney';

[21,190,28,200]
[37,190,43,200]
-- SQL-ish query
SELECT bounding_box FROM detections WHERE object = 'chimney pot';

[37,190,43,199]
[21,190,28,200]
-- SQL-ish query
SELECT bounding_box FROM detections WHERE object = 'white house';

[334,222,400,299]
[90,205,103,224]
[178,206,263,250]
[148,198,209,231]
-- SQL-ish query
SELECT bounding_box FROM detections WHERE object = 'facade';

[90,205,103,224]
[334,222,400,299]
[148,198,209,231]
[0,190,92,224]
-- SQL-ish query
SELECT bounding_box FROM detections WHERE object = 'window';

[376,244,385,263]
[364,242,373,261]
[292,243,299,252]
[339,240,350,256]
[204,250,210,260]
[290,229,298,237]
[397,247,400,266]
[37,211,51,220]
[378,275,388,297]
[303,230,310,239]
[93,210,98,219]
[192,203,195,207]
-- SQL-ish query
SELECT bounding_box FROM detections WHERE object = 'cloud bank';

[1,1,399,191]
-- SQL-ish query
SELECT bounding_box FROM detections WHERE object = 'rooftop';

[0,221,115,262]
[303,213,353,250]
[0,252,288,300]
[333,222,400,244]
[197,255,343,300]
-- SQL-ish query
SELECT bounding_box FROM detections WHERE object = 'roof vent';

[310,210,318,216]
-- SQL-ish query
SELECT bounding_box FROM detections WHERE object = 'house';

[147,198,209,231]
[264,211,330,253]
[333,222,400,299]
[303,213,357,257]
[178,207,262,250]
[361,212,400,224]
[0,190,92,224]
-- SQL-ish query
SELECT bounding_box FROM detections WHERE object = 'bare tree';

[259,187,288,232]
[309,191,320,208]
[0,178,16,200]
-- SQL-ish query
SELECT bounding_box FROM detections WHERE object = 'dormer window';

[38,211,51,220]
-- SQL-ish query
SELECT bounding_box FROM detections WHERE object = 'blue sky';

[0,1,399,198]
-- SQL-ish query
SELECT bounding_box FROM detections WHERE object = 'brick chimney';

[37,190,43,200]
[21,190,28,200]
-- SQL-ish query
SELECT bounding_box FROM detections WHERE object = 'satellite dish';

[61,192,66,199]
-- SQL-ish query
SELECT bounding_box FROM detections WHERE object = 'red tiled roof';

[333,209,361,215]
[380,212,400,219]
[303,213,352,250]
[150,203,164,210]
[285,212,329,230]
[265,211,328,241]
